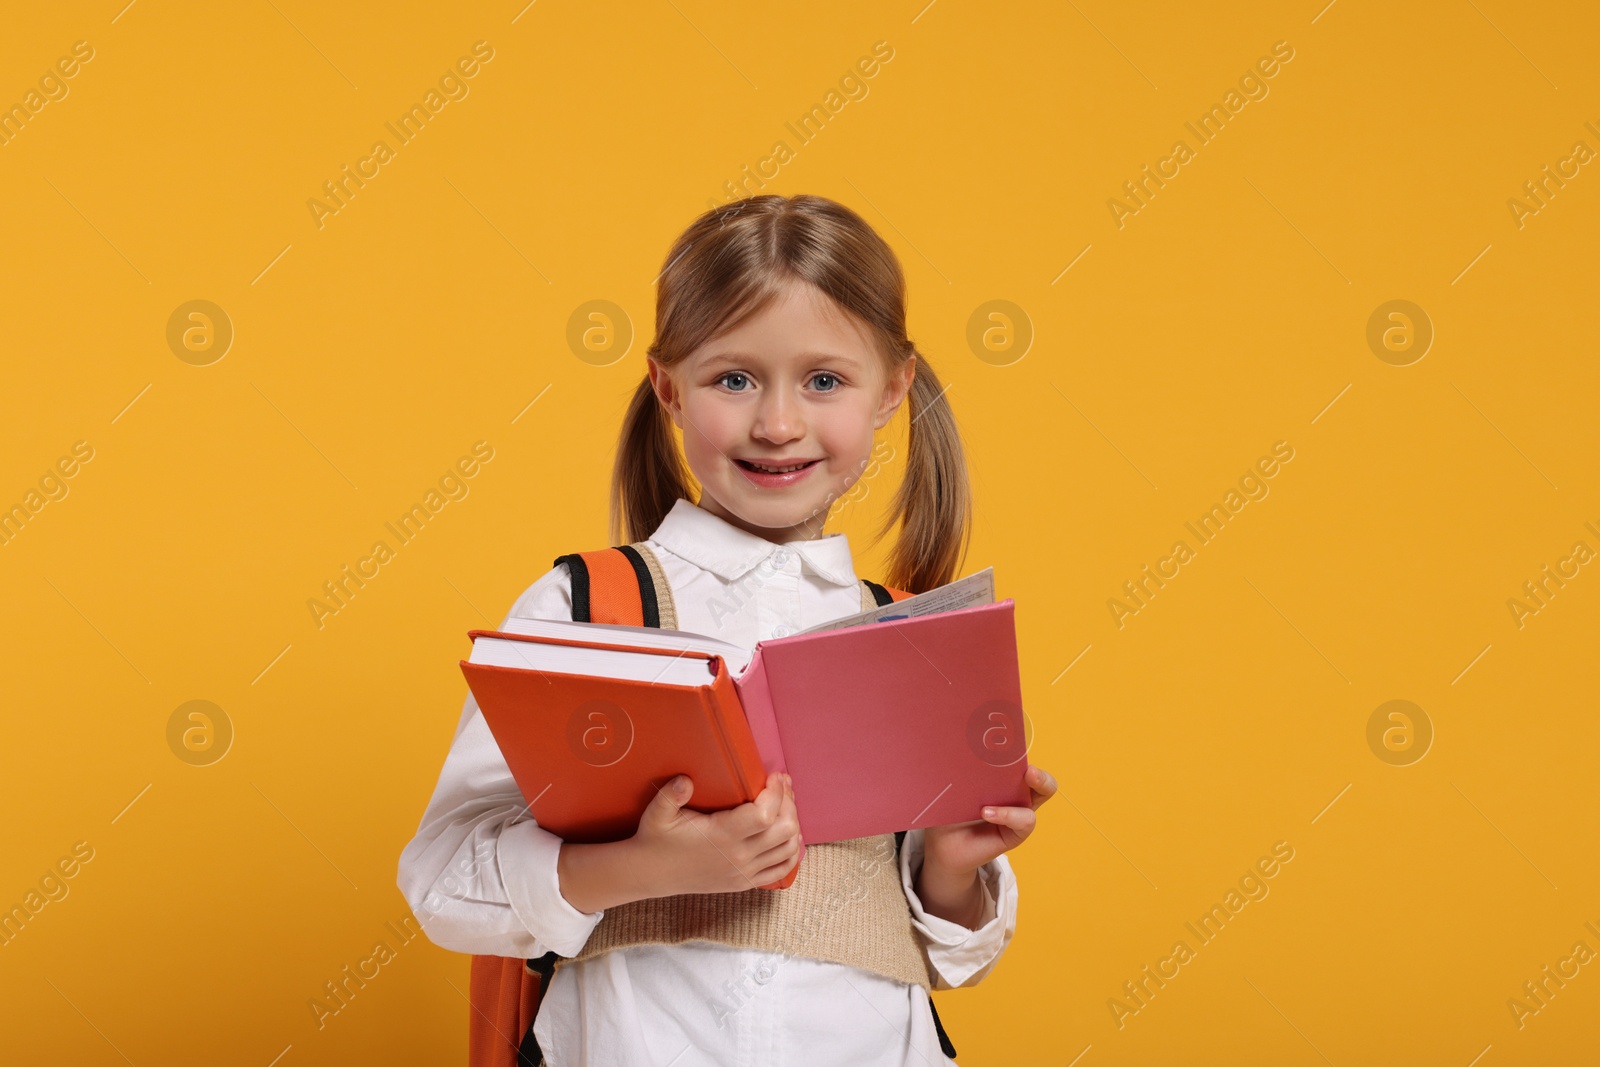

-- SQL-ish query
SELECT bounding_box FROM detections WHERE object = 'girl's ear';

[872,355,916,430]
[647,357,684,429]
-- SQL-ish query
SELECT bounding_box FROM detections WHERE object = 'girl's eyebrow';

[702,350,859,367]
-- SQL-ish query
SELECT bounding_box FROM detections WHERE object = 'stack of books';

[460,567,1030,890]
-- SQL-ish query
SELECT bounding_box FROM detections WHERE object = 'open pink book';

[466,568,1032,869]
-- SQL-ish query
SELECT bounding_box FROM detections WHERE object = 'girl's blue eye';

[715,372,841,392]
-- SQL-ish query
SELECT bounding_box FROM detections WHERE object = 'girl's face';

[648,279,914,543]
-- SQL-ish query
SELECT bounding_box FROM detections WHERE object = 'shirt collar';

[648,497,860,588]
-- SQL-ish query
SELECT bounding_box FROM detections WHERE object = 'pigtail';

[872,352,972,594]
[609,374,694,547]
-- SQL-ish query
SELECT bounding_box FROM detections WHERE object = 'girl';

[398,193,1056,1065]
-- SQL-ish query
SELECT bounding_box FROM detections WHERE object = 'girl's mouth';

[735,458,821,487]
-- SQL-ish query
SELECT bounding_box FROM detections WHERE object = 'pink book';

[736,599,1031,843]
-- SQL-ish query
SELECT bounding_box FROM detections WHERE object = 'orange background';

[2,1,1597,1064]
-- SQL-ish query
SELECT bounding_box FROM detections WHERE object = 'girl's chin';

[713,495,836,538]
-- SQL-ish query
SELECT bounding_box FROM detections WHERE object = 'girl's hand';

[922,763,1056,879]
[630,771,802,896]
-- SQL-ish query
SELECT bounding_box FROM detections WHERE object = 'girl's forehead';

[705,282,876,355]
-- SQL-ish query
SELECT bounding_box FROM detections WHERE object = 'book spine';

[703,660,766,803]
[723,653,801,890]
[733,646,790,783]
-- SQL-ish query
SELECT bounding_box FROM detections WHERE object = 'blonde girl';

[400,193,1056,1065]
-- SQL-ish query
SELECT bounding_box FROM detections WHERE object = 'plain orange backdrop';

[2,1,1598,1064]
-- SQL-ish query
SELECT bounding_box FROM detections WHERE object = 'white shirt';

[397,497,1019,1066]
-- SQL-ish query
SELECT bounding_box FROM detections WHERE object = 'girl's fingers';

[752,853,799,884]
[979,805,1036,837]
[1026,765,1057,809]
[751,833,801,869]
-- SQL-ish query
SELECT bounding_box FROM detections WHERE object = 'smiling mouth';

[736,459,821,474]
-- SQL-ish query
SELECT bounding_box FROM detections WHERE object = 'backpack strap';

[503,544,676,1067]
[553,544,678,628]
[861,578,912,609]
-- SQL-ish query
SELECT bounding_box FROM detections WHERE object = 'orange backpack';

[467,544,955,1066]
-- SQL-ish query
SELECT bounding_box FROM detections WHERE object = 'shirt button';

[772,624,791,637]
[771,548,791,567]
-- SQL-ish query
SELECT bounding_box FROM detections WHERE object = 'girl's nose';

[753,389,804,443]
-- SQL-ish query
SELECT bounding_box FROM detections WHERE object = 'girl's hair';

[610,193,971,594]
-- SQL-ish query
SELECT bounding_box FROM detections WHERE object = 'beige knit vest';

[557,554,936,992]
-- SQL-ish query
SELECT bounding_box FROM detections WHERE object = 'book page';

[494,616,748,665]
[795,566,996,635]
[470,634,719,686]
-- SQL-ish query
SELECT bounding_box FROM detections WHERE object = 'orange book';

[463,634,799,888]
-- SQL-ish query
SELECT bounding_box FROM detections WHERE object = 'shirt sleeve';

[395,564,607,958]
[898,828,1019,990]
